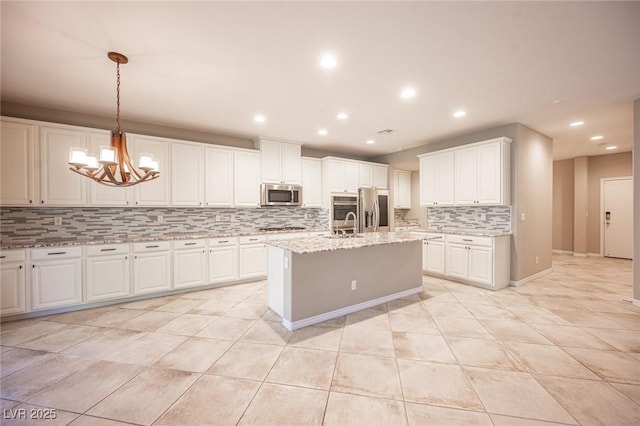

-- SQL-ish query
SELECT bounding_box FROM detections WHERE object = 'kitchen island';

[267,232,423,330]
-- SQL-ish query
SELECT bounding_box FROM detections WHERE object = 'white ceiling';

[1,1,639,162]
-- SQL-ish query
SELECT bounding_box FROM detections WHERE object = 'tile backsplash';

[427,206,511,233]
[394,209,420,228]
[0,207,329,244]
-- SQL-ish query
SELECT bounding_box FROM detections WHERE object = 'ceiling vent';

[377,129,395,135]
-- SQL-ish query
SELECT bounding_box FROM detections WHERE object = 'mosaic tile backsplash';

[0,207,329,244]
[394,209,420,228]
[427,206,511,233]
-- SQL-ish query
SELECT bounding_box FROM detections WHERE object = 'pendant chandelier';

[68,52,160,187]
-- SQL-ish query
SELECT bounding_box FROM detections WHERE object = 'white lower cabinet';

[422,235,445,275]
[1,250,27,316]
[208,237,239,284]
[133,241,172,294]
[30,247,82,311]
[238,235,267,280]
[173,239,207,289]
[85,244,131,302]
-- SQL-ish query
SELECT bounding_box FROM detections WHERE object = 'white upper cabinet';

[301,157,322,208]
[323,157,359,194]
[419,151,454,206]
[40,125,88,206]
[171,142,204,206]
[393,170,411,209]
[256,138,302,184]
[358,163,388,189]
[205,147,234,207]
[130,135,170,206]
[88,131,132,206]
[0,119,37,206]
[233,150,261,207]
[372,164,388,189]
[454,138,511,206]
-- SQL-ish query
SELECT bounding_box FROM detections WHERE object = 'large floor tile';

[238,383,327,426]
[386,295,425,315]
[6,402,79,425]
[119,295,177,310]
[155,313,217,336]
[154,337,233,372]
[14,324,103,352]
[331,352,403,400]
[536,375,640,426]
[345,307,390,330]
[324,392,407,426]
[155,375,260,426]
[424,302,473,318]
[152,298,206,313]
[563,347,640,384]
[504,341,601,379]
[506,306,573,325]
[62,328,145,359]
[479,320,553,344]
[287,324,343,351]
[432,316,493,339]
[397,359,483,410]
[549,309,627,329]
[117,310,182,332]
[583,326,640,352]
[266,346,336,390]
[188,298,239,316]
[388,312,440,334]
[393,332,457,363]
[0,348,51,378]
[240,320,292,345]
[68,416,134,425]
[195,316,256,340]
[447,336,522,370]
[0,321,68,346]
[223,301,268,319]
[529,323,617,350]
[490,414,573,425]
[207,341,283,381]
[465,304,520,321]
[465,367,577,424]
[405,403,493,426]
[611,382,640,405]
[75,308,147,327]
[339,326,395,357]
[87,368,199,425]
[104,332,187,365]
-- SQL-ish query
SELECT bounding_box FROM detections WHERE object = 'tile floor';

[1,254,639,425]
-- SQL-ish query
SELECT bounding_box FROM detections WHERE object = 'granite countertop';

[267,231,424,255]
[1,228,329,250]
[410,228,512,237]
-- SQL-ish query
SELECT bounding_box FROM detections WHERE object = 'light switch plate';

[520,213,526,221]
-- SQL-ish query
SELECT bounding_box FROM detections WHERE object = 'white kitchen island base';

[267,234,423,331]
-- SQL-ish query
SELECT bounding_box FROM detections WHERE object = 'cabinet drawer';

[133,241,171,253]
[0,250,26,263]
[446,235,492,247]
[85,244,129,257]
[239,235,267,245]
[173,239,206,250]
[31,246,82,260]
[209,236,238,247]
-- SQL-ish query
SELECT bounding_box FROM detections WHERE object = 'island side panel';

[289,240,422,322]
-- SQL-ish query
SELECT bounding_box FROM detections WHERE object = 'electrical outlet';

[520,213,526,222]
[231,214,236,222]
[54,217,62,226]
[535,256,539,265]
[444,213,450,220]
[157,215,164,223]
[351,280,357,291]
[479,213,486,220]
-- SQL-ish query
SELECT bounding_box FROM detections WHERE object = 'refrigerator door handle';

[373,197,380,232]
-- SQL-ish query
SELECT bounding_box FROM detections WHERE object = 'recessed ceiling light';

[318,128,328,136]
[337,112,348,120]
[570,121,584,127]
[590,135,604,141]
[366,139,375,145]
[320,53,337,69]
[253,114,266,123]
[605,145,617,150]
[400,87,416,99]
[453,110,467,118]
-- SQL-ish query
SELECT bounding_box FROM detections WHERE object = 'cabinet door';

[131,136,170,206]
[445,243,468,280]
[425,241,446,275]
[468,246,493,286]
[455,147,478,205]
[205,147,234,207]
[372,165,388,189]
[208,246,238,283]
[239,244,267,279]
[302,158,322,207]
[281,142,301,184]
[1,262,26,315]
[476,142,502,205]
[234,150,261,207]
[420,155,438,206]
[437,152,455,205]
[31,258,82,310]
[86,255,130,301]
[40,126,87,205]
[172,143,204,206]
[395,170,411,208]
[88,131,132,206]
[260,139,282,183]
[133,251,171,294]
[174,248,207,289]
[358,163,373,188]
[1,120,36,206]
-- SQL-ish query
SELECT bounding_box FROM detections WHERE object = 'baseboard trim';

[282,286,423,331]
[587,252,602,257]
[633,299,640,308]
[552,249,573,255]
[509,268,553,287]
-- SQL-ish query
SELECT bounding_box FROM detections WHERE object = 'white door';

[420,155,439,205]
[209,246,238,283]
[174,249,207,289]
[446,243,469,279]
[171,143,204,206]
[281,142,301,184]
[134,251,171,294]
[31,258,83,310]
[239,244,267,279]
[233,150,261,207]
[468,246,493,286]
[205,148,234,207]
[437,152,455,205]
[0,120,37,206]
[86,254,130,301]
[425,241,446,275]
[603,177,633,259]
[302,158,322,208]
[131,136,170,206]
[455,147,478,205]
[1,262,26,315]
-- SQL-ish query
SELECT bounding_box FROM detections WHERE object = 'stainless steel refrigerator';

[358,188,391,233]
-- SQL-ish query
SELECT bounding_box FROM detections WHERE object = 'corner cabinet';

[0,119,37,206]
[418,151,454,206]
[421,234,445,275]
[455,138,511,205]
[233,150,261,207]
[256,138,302,185]
[443,234,510,290]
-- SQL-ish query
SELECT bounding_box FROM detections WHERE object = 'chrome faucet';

[344,212,358,235]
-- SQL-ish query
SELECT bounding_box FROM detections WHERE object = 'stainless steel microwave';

[260,183,302,206]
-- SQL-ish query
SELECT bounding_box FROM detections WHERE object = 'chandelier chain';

[116,61,121,132]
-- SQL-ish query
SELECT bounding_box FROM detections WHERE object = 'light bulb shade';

[69,147,88,167]
[99,146,118,165]
[150,160,159,172]
[138,153,155,171]
[85,155,99,171]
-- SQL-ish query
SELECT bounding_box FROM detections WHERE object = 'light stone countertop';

[1,228,329,250]
[412,228,512,237]
[267,231,424,255]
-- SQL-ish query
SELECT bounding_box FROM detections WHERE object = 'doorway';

[601,177,633,259]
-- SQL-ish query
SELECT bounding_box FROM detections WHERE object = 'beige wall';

[633,98,639,303]
[573,157,589,255]
[553,160,574,251]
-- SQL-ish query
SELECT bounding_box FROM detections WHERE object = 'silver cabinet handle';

[47,251,66,255]
[185,242,197,246]
[462,239,473,242]
[146,245,159,248]
[100,248,117,252]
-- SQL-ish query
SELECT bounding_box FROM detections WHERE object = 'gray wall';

[573,157,589,255]
[634,98,639,303]
[553,159,574,252]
